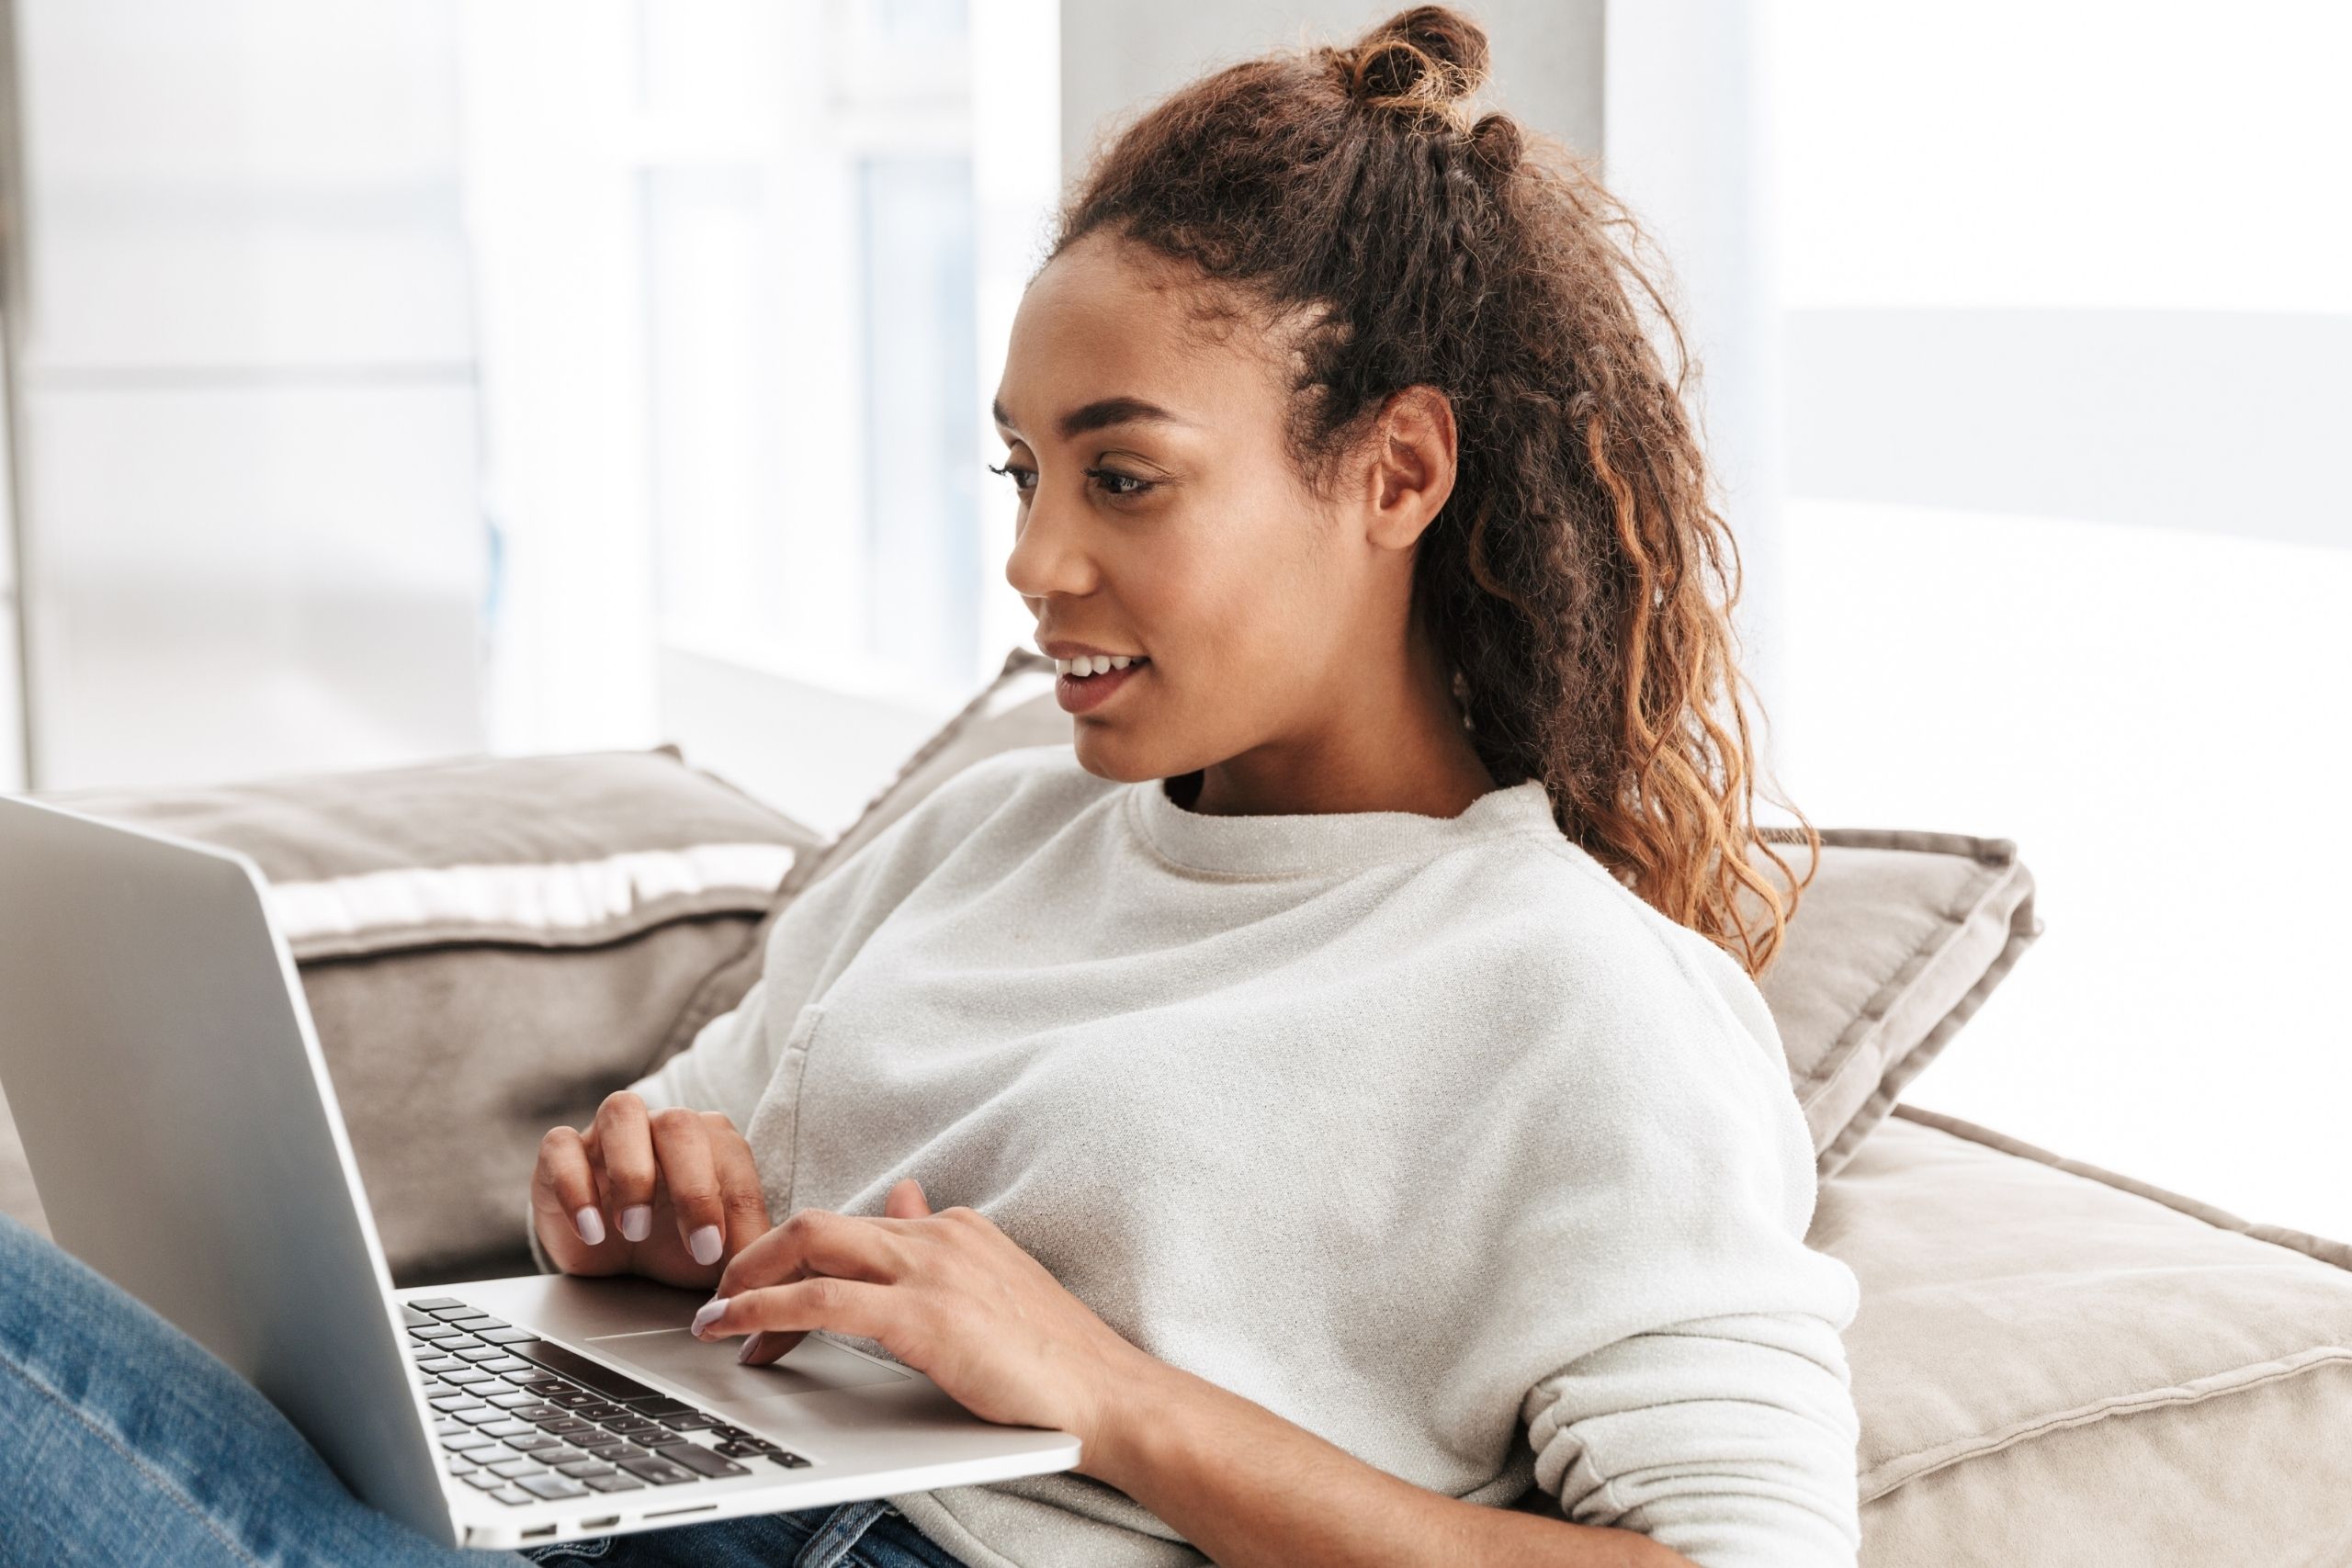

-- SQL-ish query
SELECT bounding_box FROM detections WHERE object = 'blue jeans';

[0,1214,965,1567]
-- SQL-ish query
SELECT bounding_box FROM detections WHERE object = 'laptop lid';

[0,794,453,1545]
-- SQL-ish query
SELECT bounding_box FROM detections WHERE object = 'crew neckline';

[1125,770,1560,878]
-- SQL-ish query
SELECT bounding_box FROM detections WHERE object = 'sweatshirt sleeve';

[1511,929,1864,1568]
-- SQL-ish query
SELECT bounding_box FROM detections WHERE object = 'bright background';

[0,1,2344,1235]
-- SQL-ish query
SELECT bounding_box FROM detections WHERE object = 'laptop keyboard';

[403,1297,814,1509]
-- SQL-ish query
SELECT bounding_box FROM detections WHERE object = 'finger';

[591,1092,658,1243]
[713,1208,902,1303]
[705,1115,772,1259]
[883,1178,930,1219]
[649,1106,725,1265]
[703,1275,896,1347]
[534,1126,605,1248]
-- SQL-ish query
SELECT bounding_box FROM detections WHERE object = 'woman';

[0,8,1858,1567]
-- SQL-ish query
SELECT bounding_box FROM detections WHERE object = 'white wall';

[1768,0,2352,1240]
[7,0,486,793]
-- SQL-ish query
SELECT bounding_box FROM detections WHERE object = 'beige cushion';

[1822,1105,2352,1566]
[1748,831,2041,1178]
[5,745,825,1285]
[685,647,2041,1180]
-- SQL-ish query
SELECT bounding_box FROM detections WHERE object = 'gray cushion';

[3,745,825,1285]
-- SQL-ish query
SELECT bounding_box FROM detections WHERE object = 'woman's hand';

[687,1179,1150,1460]
[531,1091,772,1290]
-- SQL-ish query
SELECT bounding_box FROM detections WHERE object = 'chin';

[1069,728,1162,784]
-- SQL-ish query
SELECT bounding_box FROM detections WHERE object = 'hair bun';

[1339,6,1491,128]
[1469,111,1522,175]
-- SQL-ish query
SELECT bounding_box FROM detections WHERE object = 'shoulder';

[1442,828,1792,1082]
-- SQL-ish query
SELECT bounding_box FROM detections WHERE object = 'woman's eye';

[987,461,1155,502]
[1085,467,1156,500]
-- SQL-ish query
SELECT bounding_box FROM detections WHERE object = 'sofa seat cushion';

[1817,1105,2352,1566]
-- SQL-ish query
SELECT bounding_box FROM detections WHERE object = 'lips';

[1055,657,1148,715]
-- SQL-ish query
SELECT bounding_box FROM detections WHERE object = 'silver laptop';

[0,792,1080,1551]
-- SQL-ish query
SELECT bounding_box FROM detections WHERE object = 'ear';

[1357,385,1458,552]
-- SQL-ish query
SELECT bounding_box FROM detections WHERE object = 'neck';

[1181,623,1498,819]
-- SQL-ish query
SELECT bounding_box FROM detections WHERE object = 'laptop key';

[424,1303,482,1320]
[453,1408,509,1427]
[623,1397,696,1417]
[473,1326,539,1346]
[483,1391,539,1409]
[570,1402,626,1421]
[528,1414,586,1432]
[770,1452,812,1469]
[453,1348,507,1364]
[481,1358,537,1374]
[648,1441,750,1479]
[655,1413,723,1432]
[417,1358,464,1375]
[518,1473,590,1501]
[446,1315,503,1333]
[616,1456,697,1486]
[486,1457,548,1479]
[489,1486,536,1506]
[582,1472,646,1493]
[441,1433,501,1453]
[462,1472,508,1491]
[410,1297,468,1312]
[445,1369,501,1386]
[505,1340,664,1403]
[555,1460,615,1478]
[543,1389,601,1409]
[503,1433,559,1452]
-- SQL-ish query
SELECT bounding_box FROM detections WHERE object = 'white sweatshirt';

[627,742,1863,1568]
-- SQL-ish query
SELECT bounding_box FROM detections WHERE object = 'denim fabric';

[0,1215,963,1567]
[521,1499,969,1568]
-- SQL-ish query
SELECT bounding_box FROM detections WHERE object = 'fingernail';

[688,1225,723,1266]
[737,1332,767,1365]
[618,1205,651,1243]
[572,1206,605,1247]
[692,1296,729,1337]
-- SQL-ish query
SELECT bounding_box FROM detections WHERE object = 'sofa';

[4,645,2347,1565]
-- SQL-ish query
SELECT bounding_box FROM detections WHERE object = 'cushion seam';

[1788,855,2005,1099]
[1858,1346,2352,1505]
[1814,901,2039,1178]
[1887,1101,2352,1270]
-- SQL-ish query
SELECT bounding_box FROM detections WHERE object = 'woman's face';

[996,230,1449,795]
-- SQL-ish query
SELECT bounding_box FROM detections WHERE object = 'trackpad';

[587,1327,910,1404]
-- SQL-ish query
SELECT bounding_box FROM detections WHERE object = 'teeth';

[1056,654,1143,677]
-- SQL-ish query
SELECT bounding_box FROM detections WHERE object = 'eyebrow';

[991,394,1191,442]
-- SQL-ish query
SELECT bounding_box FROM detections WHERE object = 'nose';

[1002,487,1098,604]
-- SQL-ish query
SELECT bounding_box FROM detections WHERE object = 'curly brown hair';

[1046,4,1819,978]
